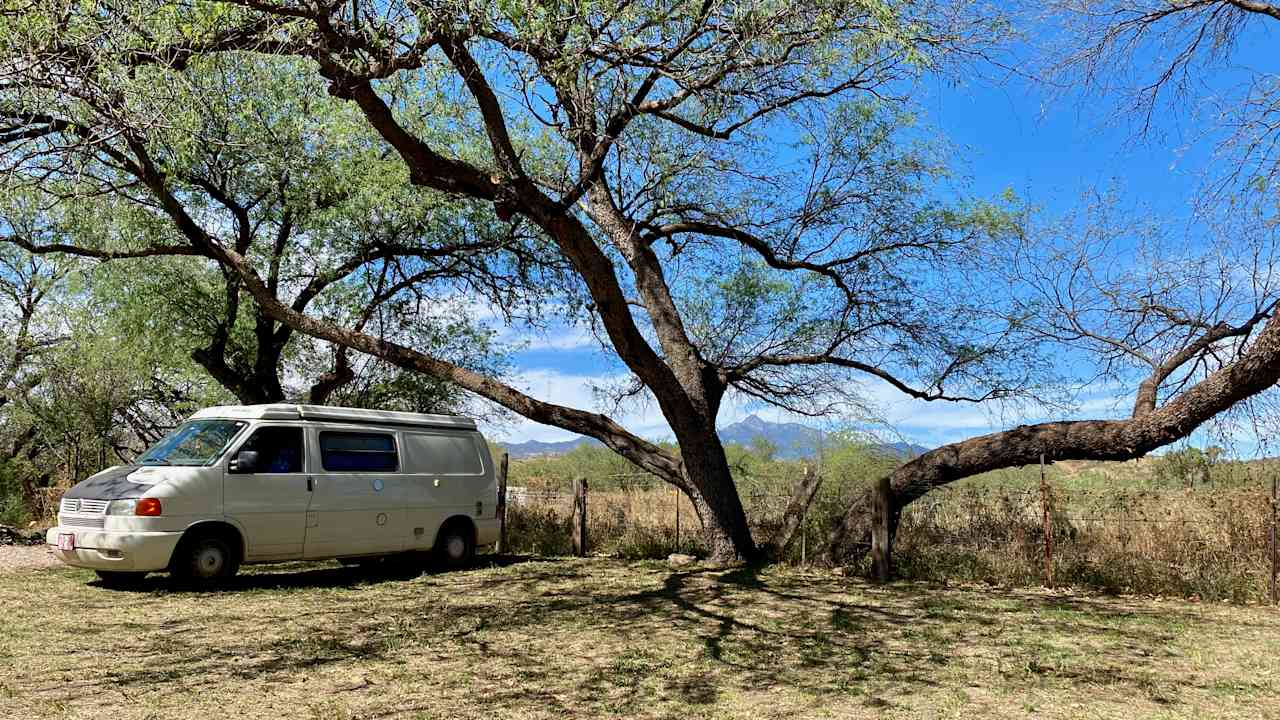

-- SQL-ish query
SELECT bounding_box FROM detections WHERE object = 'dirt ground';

[0,544,58,573]
[2,556,1280,719]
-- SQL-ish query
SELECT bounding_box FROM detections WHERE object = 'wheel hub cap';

[447,536,465,559]
[196,547,225,576]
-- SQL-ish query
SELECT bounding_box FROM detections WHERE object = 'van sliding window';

[319,432,398,472]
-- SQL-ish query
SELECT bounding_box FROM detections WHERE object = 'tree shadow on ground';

[57,557,1222,716]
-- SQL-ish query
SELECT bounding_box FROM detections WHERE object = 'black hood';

[63,465,149,500]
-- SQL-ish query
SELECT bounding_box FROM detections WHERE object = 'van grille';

[60,498,109,514]
[60,515,106,529]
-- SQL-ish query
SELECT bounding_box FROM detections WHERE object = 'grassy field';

[504,480,1277,602]
[2,557,1279,719]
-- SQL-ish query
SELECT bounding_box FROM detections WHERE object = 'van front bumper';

[46,527,183,572]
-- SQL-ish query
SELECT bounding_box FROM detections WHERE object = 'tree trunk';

[307,348,355,405]
[825,302,1280,564]
[190,335,288,405]
[674,429,758,564]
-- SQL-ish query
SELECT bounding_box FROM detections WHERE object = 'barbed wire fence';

[500,464,1280,604]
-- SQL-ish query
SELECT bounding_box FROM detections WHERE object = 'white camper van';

[46,404,499,587]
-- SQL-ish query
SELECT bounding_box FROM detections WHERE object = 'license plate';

[56,533,75,552]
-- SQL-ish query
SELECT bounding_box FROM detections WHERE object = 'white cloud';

[476,360,1225,454]
[478,367,670,444]
[501,321,598,352]
[422,295,599,352]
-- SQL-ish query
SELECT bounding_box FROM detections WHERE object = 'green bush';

[0,461,31,527]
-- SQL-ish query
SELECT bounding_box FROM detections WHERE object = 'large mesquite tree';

[1,0,1031,561]
[2,0,1278,562]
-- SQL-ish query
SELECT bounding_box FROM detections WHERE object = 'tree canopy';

[0,0,1277,562]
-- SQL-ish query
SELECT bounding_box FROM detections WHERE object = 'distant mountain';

[718,415,929,459]
[499,414,929,460]
[718,414,825,459]
[501,437,601,458]
[878,440,931,458]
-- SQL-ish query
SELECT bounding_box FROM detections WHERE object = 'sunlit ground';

[1,557,1278,719]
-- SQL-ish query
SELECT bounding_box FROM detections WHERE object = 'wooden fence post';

[871,475,893,583]
[496,452,509,555]
[801,502,808,566]
[674,486,681,551]
[572,477,589,557]
[1041,453,1054,589]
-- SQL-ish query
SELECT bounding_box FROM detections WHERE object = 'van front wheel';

[173,533,240,587]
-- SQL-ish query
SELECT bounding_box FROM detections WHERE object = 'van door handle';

[306,475,314,492]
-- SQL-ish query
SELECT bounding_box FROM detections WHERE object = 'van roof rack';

[190,404,478,430]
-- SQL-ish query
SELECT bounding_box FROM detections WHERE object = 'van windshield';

[138,420,246,466]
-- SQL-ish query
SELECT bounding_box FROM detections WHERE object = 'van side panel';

[401,430,495,549]
[302,425,405,559]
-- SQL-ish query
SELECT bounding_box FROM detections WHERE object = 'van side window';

[319,432,398,472]
[241,427,304,473]
[402,433,483,475]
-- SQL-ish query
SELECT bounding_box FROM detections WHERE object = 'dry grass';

[507,483,1278,602]
[2,557,1279,719]
[504,483,848,562]
[506,487,708,559]
[896,486,1275,602]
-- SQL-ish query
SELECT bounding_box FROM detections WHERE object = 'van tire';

[434,520,475,569]
[172,531,240,587]
[95,570,148,589]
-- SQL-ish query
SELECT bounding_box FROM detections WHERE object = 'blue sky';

[481,22,1277,456]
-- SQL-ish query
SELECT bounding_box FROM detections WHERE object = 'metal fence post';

[674,486,681,551]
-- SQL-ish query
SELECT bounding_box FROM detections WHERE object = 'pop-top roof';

[190,404,477,430]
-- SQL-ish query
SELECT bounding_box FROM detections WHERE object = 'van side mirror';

[230,450,260,474]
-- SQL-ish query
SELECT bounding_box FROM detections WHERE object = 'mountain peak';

[501,414,930,460]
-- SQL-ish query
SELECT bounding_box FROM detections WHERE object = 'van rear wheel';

[435,522,475,569]
[173,533,239,587]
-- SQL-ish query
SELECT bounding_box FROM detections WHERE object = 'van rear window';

[319,432,398,472]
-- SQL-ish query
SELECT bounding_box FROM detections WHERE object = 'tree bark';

[190,345,286,405]
[765,467,823,559]
[825,303,1280,564]
[306,348,355,405]
[676,429,758,563]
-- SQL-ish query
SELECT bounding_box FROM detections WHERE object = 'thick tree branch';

[207,239,687,484]
[826,300,1280,562]
[3,235,204,260]
[1132,301,1278,416]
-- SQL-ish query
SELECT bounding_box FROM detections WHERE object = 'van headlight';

[107,499,138,515]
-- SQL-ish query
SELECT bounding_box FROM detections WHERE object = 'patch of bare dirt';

[0,544,59,573]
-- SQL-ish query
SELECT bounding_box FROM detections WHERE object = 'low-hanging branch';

[824,298,1280,561]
